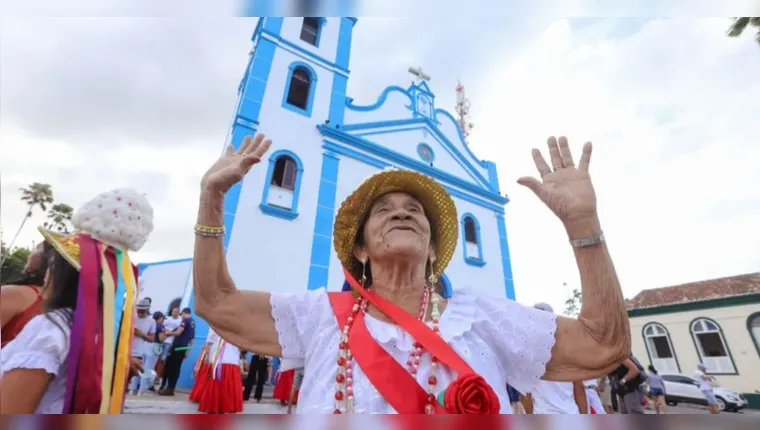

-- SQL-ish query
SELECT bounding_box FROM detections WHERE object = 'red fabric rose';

[442,373,500,414]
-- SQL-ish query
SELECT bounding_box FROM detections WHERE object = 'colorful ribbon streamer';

[98,244,116,414]
[108,250,136,414]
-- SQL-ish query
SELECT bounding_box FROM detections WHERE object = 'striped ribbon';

[108,250,137,413]
[97,244,116,414]
[194,347,208,374]
[211,338,226,381]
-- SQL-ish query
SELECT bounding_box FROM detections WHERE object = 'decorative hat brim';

[38,226,83,271]
[332,169,459,282]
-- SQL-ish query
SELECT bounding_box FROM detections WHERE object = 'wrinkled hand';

[517,136,598,235]
[201,133,273,194]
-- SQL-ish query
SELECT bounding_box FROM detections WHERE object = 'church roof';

[626,272,760,310]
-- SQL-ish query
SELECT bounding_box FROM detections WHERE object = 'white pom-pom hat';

[38,188,154,270]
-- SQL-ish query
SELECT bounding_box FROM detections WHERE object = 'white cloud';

[470,18,760,311]
[2,15,758,315]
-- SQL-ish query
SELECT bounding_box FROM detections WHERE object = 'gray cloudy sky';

[2,8,759,310]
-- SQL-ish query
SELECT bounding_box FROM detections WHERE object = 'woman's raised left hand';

[517,136,599,236]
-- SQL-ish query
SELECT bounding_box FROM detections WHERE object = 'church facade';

[139,17,516,389]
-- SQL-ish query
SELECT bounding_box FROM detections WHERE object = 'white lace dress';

[270,287,557,414]
[0,312,71,414]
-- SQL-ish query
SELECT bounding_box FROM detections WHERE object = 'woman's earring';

[361,259,368,288]
[428,259,437,286]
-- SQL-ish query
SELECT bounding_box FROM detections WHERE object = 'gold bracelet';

[194,224,225,237]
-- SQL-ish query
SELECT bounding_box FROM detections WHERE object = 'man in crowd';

[129,299,156,395]
[156,306,183,390]
[159,307,196,396]
[695,363,720,414]
[608,354,646,414]
[244,354,270,403]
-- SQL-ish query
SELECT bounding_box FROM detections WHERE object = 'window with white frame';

[643,323,679,372]
[267,155,298,209]
[690,318,736,374]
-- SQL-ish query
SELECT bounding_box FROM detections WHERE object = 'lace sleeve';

[269,288,327,361]
[475,296,557,395]
[0,313,70,376]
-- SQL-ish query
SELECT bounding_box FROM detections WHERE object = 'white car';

[655,372,748,412]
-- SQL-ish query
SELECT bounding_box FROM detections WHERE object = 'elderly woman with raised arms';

[192,133,630,414]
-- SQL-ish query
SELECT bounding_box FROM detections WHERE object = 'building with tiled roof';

[626,272,760,409]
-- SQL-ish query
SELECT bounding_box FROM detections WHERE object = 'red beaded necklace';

[333,284,442,414]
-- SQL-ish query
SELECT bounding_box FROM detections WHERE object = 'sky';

[2,7,759,312]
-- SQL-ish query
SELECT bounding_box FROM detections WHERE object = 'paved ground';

[655,404,760,415]
[125,393,759,414]
[124,391,289,414]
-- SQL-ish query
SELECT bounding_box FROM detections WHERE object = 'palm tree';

[2,183,54,263]
[727,17,760,44]
[44,203,74,233]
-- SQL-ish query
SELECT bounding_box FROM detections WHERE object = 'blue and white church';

[138,17,516,389]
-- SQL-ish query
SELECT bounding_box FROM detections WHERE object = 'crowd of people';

[0,134,723,415]
[506,343,723,415]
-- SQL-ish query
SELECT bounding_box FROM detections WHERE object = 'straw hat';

[38,188,154,270]
[333,167,458,283]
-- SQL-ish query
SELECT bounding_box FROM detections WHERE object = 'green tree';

[0,242,32,283]
[4,183,54,258]
[44,203,74,233]
[564,285,582,317]
[727,17,760,44]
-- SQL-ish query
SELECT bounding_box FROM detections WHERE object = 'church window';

[282,62,317,118]
[300,17,322,46]
[464,218,477,244]
[286,68,311,109]
[271,156,298,191]
[461,214,485,267]
[260,150,304,220]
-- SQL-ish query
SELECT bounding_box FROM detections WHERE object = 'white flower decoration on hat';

[71,188,155,252]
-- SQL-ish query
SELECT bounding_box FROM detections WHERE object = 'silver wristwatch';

[569,232,605,248]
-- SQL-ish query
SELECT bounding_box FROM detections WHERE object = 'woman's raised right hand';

[201,133,273,194]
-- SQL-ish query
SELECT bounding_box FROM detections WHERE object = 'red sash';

[327,269,486,414]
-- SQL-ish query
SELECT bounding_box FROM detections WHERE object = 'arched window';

[642,323,680,372]
[167,297,182,316]
[690,318,736,374]
[260,150,304,220]
[287,69,311,109]
[271,156,298,191]
[460,213,485,267]
[300,17,324,46]
[282,63,317,117]
[748,313,760,358]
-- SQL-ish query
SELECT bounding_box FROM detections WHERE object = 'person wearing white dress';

[191,133,630,414]
[197,328,243,413]
[584,379,606,414]
[0,188,154,414]
[523,303,588,414]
